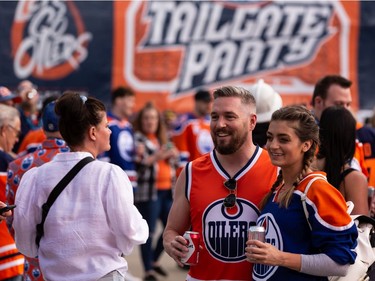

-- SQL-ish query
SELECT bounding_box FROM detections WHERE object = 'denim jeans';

[153,189,173,262]
[135,200,158,272]
[135,189,173,272]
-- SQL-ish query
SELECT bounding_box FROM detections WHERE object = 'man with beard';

[163,86,278,281]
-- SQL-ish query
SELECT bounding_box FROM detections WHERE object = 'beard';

[212,127,248,155]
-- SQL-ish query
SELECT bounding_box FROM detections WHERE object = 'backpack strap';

[354,215,375,227]
[35,156,95,248]
[353,214,375,248]
[301,174,327,230]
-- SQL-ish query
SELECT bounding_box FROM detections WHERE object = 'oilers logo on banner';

[252,213,283,281]
[12,1,92,80]
[202,198,259,262]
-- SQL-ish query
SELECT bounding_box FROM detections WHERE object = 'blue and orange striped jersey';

[253,172,357,281]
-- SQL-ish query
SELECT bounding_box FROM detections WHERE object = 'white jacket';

[14,151,148,281]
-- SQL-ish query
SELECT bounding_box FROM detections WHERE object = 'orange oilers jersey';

[0,224,25,280]
[17,128,46,155]
[0,173,24,280]
[356,125,375,187]
[185,147,277,281]
[296,173,353,228]
[354,140,369,178]
[172,113,214,171]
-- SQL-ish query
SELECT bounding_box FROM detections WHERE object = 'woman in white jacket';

[13,92,149,281]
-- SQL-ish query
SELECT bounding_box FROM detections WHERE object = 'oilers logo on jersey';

[196,129,213,155]
[253,213,283,281]
[202,198,259,262]
[117,130,135,162]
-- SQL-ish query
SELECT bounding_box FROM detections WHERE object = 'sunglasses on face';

[223,178,237,208]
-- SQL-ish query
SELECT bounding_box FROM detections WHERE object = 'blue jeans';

[136,199,158,272]
[153,189,173,262]
[135,189,173,272]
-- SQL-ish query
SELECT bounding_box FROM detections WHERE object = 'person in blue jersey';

[246,105,357,281]
[97,87,145,281]
[98,87,142,189]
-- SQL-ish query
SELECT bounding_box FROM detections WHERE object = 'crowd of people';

[0,74,374,281]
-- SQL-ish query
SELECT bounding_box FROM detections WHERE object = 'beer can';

[248,226,265,243]
[181,231,200,266]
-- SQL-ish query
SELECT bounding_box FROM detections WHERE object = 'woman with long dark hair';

[315,106,369,215]
[132,102,178,280]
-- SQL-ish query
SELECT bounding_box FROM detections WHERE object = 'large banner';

[0,1,112,102]
[1,1,374,113]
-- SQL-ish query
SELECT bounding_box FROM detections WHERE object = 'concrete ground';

[124,222,188,281]
[125,246,188,281]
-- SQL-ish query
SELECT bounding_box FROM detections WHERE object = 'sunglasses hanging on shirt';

[223,178,237,208]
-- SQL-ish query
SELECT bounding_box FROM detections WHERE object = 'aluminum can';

[248,226,265,243]
[181,231,200,265]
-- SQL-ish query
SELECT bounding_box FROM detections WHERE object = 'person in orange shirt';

[356,121,375,187]
[16,95,60,156]
[132,102,179,281]
[163,86,277,281]
[0,104,24,281]
[172,89,214,175]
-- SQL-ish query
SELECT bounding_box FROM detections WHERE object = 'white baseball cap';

[250,79,283,123]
